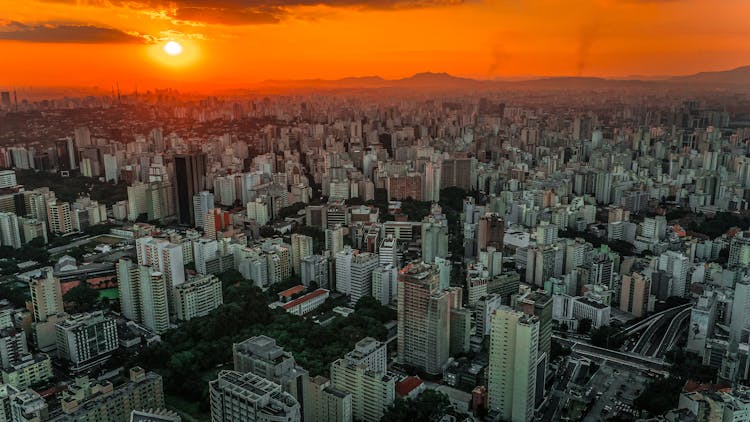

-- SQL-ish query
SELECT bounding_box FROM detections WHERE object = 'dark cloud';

[39,0,463,25]
[0,21,147,43]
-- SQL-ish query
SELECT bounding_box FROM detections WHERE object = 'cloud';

[0,21,148,43]
[39,0,464,25]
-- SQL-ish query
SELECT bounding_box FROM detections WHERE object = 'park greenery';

[634,350,717,416]
[129,270,396,413]
[381,390,453,421]
[15,169,127,206]
[63,283,100,313]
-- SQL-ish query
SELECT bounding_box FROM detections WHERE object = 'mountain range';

[248,65,750,93]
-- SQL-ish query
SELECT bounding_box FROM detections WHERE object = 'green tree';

[577,318,593,334]
[590,325,624,349]
[64,283,99,313]
[381,390,452,421]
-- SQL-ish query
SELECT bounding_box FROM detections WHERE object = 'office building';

[55,312,118,372]
[174,153,207,225]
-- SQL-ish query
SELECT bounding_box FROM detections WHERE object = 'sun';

[163,41,183,56]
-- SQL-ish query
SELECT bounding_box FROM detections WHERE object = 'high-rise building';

[232,335,308,413]
[730,278,750,343]
[372,265,398,305]
[0,212,21,249]
[174,153,207,225]
[0,328,28,368]
[247,197,270,225]
[422,161,441,202]
[29,268,63,323]
[620,272,651,317]
[658,250,690,297]
[534,221,558,246]
[46,199,73,234]
[173,274,223,321]
[117,258,141,323]
[441,157,476,191]
[349,252,378,306]
[334,247,355,295]
[378,235,398,267]
[330,338,395,422]
[55,311,118,372]
[397,262,451,374]
[135,237,185,289]
[421,216,448,264]
[192,191,214,229]
[291,234,314,276]
[304,376,352,422]
[488,306,539,422]
[325,225,344,255]
[478,213,505,251]
[127,182,148,221]
[301,254,329,288]
[729,231,750,267]
[209,370,301,422]
[0,170,16,189]
[203,208,231,240]
[138,266,170,334]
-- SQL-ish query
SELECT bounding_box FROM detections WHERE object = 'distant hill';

[668,65,750,85]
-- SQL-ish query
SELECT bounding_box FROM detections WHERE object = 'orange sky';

[1,0,749,89]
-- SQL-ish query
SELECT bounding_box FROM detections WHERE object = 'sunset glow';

[0,0,748,89]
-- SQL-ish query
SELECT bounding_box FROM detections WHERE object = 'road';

[648,307,690,357]
[629,305,691,358]
[554,335,669,375]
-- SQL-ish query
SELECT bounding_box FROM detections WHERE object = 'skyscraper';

[174,153,207,225]
[397,262,451,374]
[488,306,539,422]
